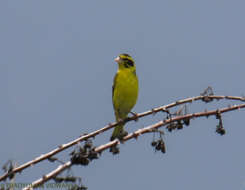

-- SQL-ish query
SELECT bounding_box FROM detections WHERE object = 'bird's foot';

[130,111,139,121]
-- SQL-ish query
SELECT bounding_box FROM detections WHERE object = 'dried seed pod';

[177,121,183,130]
[151,141,157,147]
[71,153,90,166]
[160,141,166,154]
[88,150,99,160]
[216,126,226,135]
[183,118,190,126]
[167,123,177,132]
[155,140,162,151]
[84,139,93,150]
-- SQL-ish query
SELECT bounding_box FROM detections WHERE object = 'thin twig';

[22,103,245,190]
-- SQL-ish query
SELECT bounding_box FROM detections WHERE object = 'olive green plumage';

[110,54,139,141]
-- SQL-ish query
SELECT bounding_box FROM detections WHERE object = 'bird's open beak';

[114,56,120,63]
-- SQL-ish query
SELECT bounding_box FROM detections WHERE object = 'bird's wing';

[112,72,118,99]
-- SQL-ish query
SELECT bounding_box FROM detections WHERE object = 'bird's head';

[115,53,136,71]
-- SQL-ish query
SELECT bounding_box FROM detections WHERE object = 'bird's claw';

[130,111,139,121]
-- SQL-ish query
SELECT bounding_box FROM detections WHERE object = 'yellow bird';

[110,53,139,141]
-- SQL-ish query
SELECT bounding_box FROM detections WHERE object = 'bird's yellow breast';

[112,69,138,119]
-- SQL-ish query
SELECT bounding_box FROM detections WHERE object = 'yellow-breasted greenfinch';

[110,53,139,141]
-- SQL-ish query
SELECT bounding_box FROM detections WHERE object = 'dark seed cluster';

[151,139,166,154]
[166,119,190,132]
[70,139,99,166]
[215,112,226,135]
[151,130,166,154]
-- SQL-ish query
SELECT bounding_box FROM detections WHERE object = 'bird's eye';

[125,59,134,67]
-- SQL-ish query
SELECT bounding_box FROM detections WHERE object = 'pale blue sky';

[1,0,245,189]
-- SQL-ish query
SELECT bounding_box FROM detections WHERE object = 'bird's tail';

[110,123,124,141]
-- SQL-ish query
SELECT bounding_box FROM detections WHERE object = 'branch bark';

[22,102,245,190]
[1,95,244,182]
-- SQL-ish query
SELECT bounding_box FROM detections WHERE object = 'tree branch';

[22,102,245,190]
[1,95,244,182]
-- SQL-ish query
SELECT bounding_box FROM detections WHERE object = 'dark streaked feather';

[122,59,134,67]
[112,72,118,100]
[121,53,130,57]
